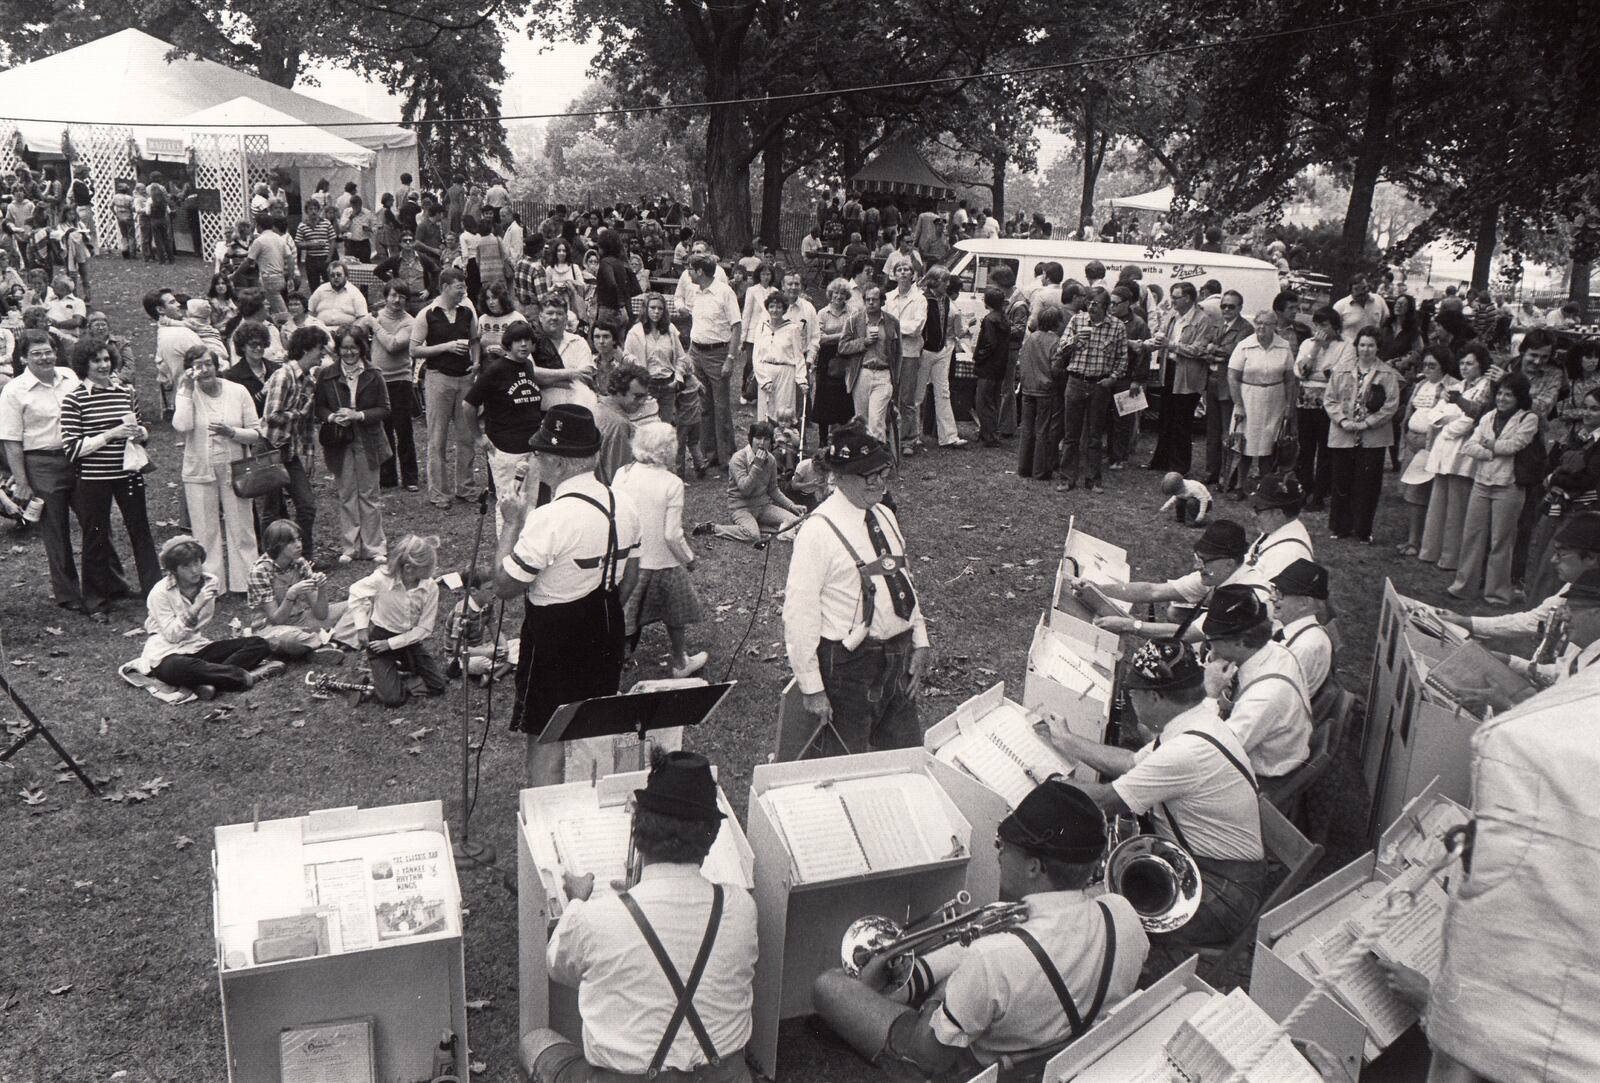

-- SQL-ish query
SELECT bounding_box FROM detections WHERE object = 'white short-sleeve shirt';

[503,472,641,605]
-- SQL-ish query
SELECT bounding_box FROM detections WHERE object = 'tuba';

[841,892,1030,990]
[1104,832,1204,934]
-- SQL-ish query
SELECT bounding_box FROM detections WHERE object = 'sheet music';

[1271,878,1385,962]
[1381,801,1471,875]
[1031,632,1113,698]
[1164,988,1320,1083]
[1340,868,1448,983]
[842,787,933,870]
[554,809,633,890]
[1299,925,1418,1048]
[763,787,870,882]
[947,738,1036,807]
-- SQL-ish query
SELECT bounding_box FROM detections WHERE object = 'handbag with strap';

[230,445,289,499]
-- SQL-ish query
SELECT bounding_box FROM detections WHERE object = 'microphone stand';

[454,480,497,870]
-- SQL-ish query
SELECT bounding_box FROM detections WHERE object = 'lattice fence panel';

[72,124,136,250]
[192,133,249,258]
[0,121,20,181]
[244,134,273,202]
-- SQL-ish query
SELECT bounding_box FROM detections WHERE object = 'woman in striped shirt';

[61,342,161,622]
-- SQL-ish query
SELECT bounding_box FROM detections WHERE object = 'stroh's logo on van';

[1168,264,1208,281]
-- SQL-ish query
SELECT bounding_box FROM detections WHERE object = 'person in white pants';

[751,292,807,423]
[883,262,931,454]
[851,285,899,442]
[906,266,965,448]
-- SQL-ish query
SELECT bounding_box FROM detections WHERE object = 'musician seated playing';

[812,781,1148,1082]
[522,751,758,1083]
[1199,585,1313,780]
[1041,640,1268,984]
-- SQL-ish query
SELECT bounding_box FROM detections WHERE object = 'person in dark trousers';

[972,286,1010,447]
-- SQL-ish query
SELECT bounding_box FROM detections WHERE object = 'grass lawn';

[1,256,1489,1083]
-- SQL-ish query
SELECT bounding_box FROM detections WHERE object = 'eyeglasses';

[1220,303,1240,311]
[862,467,892,485]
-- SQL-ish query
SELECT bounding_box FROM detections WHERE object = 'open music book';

[1421,640,1531,718]
[553,807,634,893]
[762,773,955,884]
[1030,626,1115,700]
[933,700,1074,807]
[1159,988,1320,1083]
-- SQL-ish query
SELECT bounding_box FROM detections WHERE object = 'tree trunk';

[1338,40,1396,284]
[1570,261,1593,308]
[991,151,1007,222]
[256,42,302,88]
[759,131,786,250]
[705,101,753,253]
[1078,93,1098,232]
[1470,202,1499,290]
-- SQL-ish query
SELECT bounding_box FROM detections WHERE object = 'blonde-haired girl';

[331,534,446,705]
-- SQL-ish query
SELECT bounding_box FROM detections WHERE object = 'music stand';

[539,682,735,773]
[0,671,98,795]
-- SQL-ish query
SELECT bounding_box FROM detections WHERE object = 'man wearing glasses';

[1203,290,1253,486]
[782,421,930,755]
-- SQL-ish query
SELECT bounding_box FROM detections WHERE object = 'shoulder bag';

[230,445,289,499]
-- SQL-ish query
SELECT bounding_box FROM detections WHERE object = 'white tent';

[177,98,376,171]
[1108,186,1175,214]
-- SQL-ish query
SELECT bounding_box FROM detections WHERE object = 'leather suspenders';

[618,885,725,1079]
[1153,731,1259,854]
[559,490,621,590]
[1007,901,1119,1042]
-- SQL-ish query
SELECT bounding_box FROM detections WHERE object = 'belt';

[862,362,890,371]
[1066,371,1110,381]
[23,447,66,457]
[1242,378,1286,387]
[822,630,914,652]
[692,340,729,350]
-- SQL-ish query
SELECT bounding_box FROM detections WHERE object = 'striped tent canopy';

[851,138,956,201]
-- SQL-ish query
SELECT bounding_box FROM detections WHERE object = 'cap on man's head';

[1121,639,1205,693]
[1566,569,1600,607]
[1252,474,1304,514]
[1273,558,1329,600]
[1202,585,1270,639]
[998,779,1106,864]
[1553,512,1600,553]
[1193,519,1248,563]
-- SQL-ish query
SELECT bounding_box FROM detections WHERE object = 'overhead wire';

[0,0,1477,131]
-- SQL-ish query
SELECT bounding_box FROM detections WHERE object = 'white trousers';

[488,447,537,534]
[754,359,800,424]
[186,469,258,593]
[852,367,895,441]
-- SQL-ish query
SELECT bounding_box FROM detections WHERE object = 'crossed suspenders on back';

[559,490,624,591]
[617,884,727,1079]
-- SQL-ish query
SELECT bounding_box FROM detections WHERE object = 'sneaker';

[430,498,453,509]
[310,646,346,666]
[337,551,355,565]
[671,651,710,679]
[1054,481,1077,493]
[369,549,387,563]
[691,522,715,537]
[940,438,970,449]
[1108,461,1125,471]
[1087,481,1105,494]
[193,684,218,701]
[902,444,916,457]
[249,660,287,685]
[405,483,421,493]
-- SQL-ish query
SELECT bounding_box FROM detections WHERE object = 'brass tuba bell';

[840,891,1030,990]
[1105,834,1204,933]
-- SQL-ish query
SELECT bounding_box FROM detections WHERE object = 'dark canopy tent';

[850,138,957,207]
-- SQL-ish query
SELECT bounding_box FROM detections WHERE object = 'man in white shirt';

[1271,559,1335,701]
[783,422,930,754]
[244,217,294,317]
[1436,512,1600,654]
[501,210,525,265]
[979,207,1001,238]
[536,297,599,411]
[881,235,923,281]
[526,751,758,1083]
[1201,585,1313,779]
[494,405,641,786]
[1333,275,1390,343]
[884,263,929,454]
[306,261,370,336]
[1080,519,1268,642]
[1044,638,1266,979]
[143,286,204,412]
[672,241,729,312]
[779,271,819,373]
[683,253,743,471]
[0,330,85,610]
[1244,475,1316,582]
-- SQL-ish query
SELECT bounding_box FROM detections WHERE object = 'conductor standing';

[782,420,930,754]
[495,404,641,786]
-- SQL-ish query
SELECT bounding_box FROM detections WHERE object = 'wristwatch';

[1133,620,1144,634]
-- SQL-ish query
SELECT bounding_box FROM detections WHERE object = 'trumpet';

[841,892,1030,990]
[1104,833,1203,933]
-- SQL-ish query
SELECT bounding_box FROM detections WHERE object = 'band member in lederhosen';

[813,780,1147,1080]
[523,750,758,1082]
[782,419,930,755]
[494,404,641,786]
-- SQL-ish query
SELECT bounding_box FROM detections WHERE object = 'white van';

[940,238,1283,350]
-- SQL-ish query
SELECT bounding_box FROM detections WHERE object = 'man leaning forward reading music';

[813,781,1148,1081]
[782,419,931,754]
[523,751,758,1082]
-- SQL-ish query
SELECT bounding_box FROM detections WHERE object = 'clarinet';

[1533,610,1571,666]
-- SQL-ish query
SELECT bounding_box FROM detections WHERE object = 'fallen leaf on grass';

[405,745,423,756]
[48,984,73,996]
[121,627,144,638]
[18,787,45,806]
[73,880,93,891]
[43,626,64,636]
[10,657,32,666]
[1,991,19,1011]
[386,717,409,727]
[141,777,172,796]
[465,997,493,1011]
[174,835,194,851]
[99,715,110,736]
[288,718,307,729]
[470,1061,487,1075]
[235,725,263,740]
[406,726,434,741]
[958,524,976,530]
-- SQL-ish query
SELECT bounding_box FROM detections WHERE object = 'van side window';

[973,256,1020,292]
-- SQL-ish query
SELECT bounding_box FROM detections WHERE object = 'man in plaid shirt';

[260,325,328,552]
[512,247,545,311]
[1054,288,1127,493]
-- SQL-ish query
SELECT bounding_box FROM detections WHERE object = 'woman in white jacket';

[1448,372,1541,605]
[1419,345,1495,570]
[171,344,263,593]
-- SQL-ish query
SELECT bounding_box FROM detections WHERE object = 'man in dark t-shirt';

[465,319,573,521]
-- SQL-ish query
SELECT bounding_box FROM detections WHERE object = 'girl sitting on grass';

[331,534,447,706]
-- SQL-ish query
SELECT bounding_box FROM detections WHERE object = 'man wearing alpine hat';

[525,749,759,1082]
[1038,639,1267,981]
[1243,474,1315,583]
[1201,584,1313,779]
[495,403,642,785]
[1270,558,1336,703]
[813,779,1147,1079]
[783,418,930,754]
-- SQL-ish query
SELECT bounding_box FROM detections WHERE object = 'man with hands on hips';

[782,420,930,754]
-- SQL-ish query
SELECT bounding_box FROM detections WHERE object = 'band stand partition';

[1249,777,1470,1081]
[212,800,468,1083]
[745,748,1011,1079]
[539,681,736,774]
[0,669,98,795]
[1043,957,1218,1081]
[515,765,754,1047]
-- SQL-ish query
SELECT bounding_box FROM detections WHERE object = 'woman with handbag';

[1419,345,1495,569]
[1323,326,1401,543]
[1292,306,1352,509]
[60,341,160,622]
[315,327,391,564]
[172,344,264,593]
[812,279,863,446]
[1395,346,1460,556]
